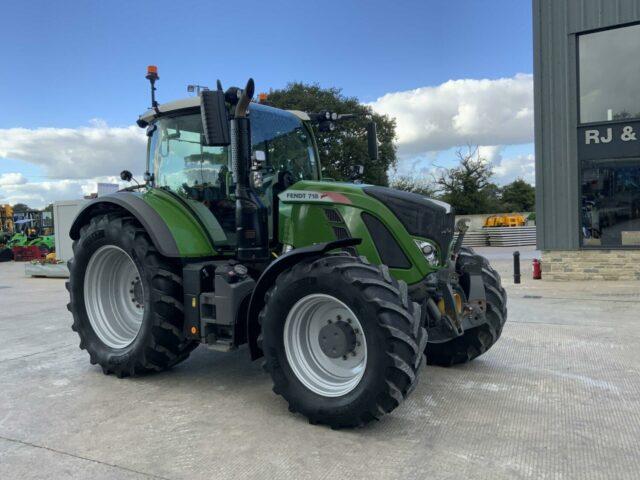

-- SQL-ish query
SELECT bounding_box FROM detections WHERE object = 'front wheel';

[426,248,507,366]
[260,255,427,428]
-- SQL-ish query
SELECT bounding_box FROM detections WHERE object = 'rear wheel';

[260,255,427,428]
[426,248,507,366]
[66,213,197,377]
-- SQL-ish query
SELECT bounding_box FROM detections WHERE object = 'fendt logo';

[279,190,352,205]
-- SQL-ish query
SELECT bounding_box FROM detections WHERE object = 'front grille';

[361,213,411,269]
[364,186,454,262]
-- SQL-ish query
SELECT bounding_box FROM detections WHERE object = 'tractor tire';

[259,254,427,428]
[66,213,197,377]
[426,247,507,366]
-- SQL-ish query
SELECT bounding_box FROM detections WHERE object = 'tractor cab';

[141,97,320,245]
[139,99,320,247]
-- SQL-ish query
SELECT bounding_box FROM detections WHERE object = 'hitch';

[436,269,464,336]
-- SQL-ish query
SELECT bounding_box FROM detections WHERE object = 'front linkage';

[408,221,506,366]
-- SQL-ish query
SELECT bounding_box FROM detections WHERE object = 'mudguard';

[246,237,361,360]
[69,192,181,256]
[69,189,219,258]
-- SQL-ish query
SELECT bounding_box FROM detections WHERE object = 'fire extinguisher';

[532,258,542,279]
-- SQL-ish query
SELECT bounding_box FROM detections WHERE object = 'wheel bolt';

[347,318,352,324]
[342,355,348,360]
[356,341,361,347]
[327,320,332,324]
[351,351,357,356]
[337,315,342,321]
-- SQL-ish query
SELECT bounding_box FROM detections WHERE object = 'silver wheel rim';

[83,245,144,349]
[283,294,367,397]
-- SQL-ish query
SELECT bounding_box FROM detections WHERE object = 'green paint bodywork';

[28,235,55,250]
[7,233,29,247]
[129,180,440,286]
[278,181,439,285]
[139,188,218,258]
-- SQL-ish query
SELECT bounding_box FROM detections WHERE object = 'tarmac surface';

[1,246,639,479]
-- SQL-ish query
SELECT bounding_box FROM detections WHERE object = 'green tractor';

[67,69,506,428]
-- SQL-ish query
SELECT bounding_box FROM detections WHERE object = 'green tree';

[500,178,535,212]
[436,146,502,214]
[12,203,30,213]
[264,83,397,186]
[390,175,437,197]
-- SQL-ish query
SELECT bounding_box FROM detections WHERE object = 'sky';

[0,0,534,208]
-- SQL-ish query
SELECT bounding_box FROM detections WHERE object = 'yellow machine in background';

[484,214,526,228]
[1,205,14,235]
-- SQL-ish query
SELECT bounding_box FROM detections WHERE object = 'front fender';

[69,190,217,258]
[246,238,361,360]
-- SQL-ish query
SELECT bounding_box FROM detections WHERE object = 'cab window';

[250,106,318,181]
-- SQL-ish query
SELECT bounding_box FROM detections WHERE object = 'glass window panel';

[581,160,640,247]
[579,24,640,123]
[250,106,319,182]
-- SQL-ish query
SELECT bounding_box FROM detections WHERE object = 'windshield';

[148,104,319,192]
[150,113,229,194]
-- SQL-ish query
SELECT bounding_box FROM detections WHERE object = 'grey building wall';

[533,0,640,250]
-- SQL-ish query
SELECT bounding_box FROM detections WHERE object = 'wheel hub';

[83,245,145,349]
[318,320,357,358]
[283,294,367,397]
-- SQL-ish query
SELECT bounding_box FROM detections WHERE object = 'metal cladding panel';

[533,0,640,250]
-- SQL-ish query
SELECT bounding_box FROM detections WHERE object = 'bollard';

[513,251,521,284]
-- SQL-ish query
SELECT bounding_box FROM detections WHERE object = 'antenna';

[145,65,160,112]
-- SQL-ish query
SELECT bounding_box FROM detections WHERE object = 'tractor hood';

[363,186,455,256]
[278,181,455,272]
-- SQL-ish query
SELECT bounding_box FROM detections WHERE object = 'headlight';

[414,239,439,266]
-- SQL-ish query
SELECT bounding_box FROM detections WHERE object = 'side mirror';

[120,170,133,182]
[366,121,378,161]
[200,90,231,146]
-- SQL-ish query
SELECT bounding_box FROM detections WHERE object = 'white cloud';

[391,145,536,188]
[0,121,146,179]
[369,74,534,157]
[493,153,535,185]
[1,74,537,209]
[0,176,126,208]
[0,172,27,186]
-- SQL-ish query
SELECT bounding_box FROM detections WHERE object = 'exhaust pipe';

[231,79,269,262]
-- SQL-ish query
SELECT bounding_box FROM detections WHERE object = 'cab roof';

[139,96,310,123]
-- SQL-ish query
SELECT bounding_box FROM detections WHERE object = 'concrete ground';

[1,250,639,480]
